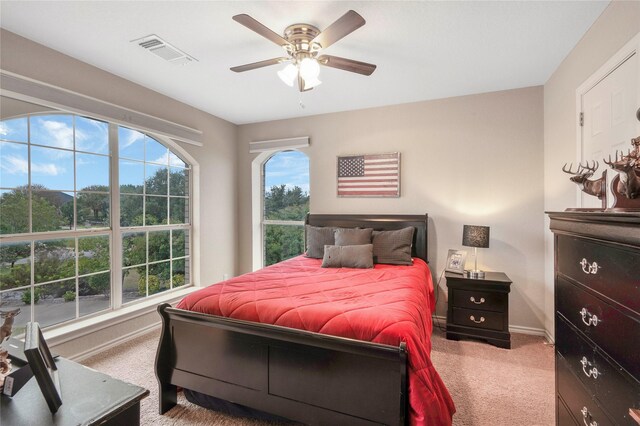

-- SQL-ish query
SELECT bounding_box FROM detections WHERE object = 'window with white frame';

[262,150,309,266]
[0,113,192,335]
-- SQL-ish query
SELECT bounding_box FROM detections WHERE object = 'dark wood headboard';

[305,214,428,263]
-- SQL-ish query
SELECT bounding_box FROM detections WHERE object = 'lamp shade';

[462,225,490,248]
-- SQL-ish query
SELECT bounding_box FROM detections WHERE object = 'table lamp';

[462,225,490,279]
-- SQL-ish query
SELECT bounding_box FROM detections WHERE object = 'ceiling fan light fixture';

[277,63,298,87]
[303,76,322,90]
[299,57,321,81]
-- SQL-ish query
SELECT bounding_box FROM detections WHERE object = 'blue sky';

[264,150,310,194]
[0,115,187,193]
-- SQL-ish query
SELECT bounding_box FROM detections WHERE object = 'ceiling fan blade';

[318,55,376,76]
[233,14,292,48]
[311,10,365,49]
[230,57,288,73]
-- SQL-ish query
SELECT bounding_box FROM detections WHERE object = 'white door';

[580,50,640,208]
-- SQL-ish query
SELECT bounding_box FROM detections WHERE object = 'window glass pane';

[32,191,71,232]
[122,232,146,267]
[0,117,28,142]
[149,261,170,295]
[172,229,189,258]
[0,242,31,291]
[172,258,189,288]
[34,238,75,284]
[0,141,29,188]
[75,116,108,154]
[146,164,167,195]
[30,146,74,190]
[77,191,110,229]
[122,266,145,303]
[118,127,144,160]
[169,152,186,168]
[145,137,168,164]
[0,290,28,335]
[263,151,309,221]
[145,196,167,225]
[170,167,189,196]
[76,153,110,190]
[263,224,304,266]
[120,160,144,194]
[120,194,143,227]
[78,235,110,275]
[169,197,187,224]
[34,279,76,327]
[30,115,74,149]
[79,272,110,316]
[0,189,29,234]
[148,230,170,262]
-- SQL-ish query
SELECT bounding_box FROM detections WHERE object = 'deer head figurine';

[562,160,606,202]
[604,150,640,199]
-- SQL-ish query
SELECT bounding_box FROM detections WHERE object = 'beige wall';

[543,1,640,337]
[238,87,546,331]
[0,29,239,354]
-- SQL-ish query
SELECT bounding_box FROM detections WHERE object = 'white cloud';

[40,119,74,150]
[0,123,8,136]
[121,128,144,149]
[152,151,185,167]
[1,155,64,176]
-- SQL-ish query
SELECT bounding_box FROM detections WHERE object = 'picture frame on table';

[445,249,467,274]
[24,322,62,413]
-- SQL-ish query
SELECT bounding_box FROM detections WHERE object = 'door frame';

[575,31,640,208]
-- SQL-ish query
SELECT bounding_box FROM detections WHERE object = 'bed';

[155,214,455,425]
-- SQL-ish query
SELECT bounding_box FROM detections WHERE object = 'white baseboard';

[432,315,550,338]
[68,322,161,363]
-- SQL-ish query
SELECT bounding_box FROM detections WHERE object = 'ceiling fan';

[230,10,377,92]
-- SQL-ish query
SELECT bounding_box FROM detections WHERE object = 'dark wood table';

[1,356,149,425]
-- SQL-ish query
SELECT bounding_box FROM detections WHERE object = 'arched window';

[0,112,192,335]
[262,151,309,266]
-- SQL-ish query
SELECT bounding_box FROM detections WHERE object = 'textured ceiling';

[0,1,609,124]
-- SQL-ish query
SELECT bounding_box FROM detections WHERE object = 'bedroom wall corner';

[0,29,239,356]
[543,1,640,341]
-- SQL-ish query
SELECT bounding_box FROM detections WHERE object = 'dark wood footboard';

[155,303,408,425]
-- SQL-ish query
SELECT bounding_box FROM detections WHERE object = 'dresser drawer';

[556,276,640,378]
[557,235,640,314]
[557,353,614,426]
[451,307,505,331]
[558,396,579,426]
[452,289,506,312]
[556,315,640,425]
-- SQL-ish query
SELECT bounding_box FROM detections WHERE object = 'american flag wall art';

[337,152,400,197]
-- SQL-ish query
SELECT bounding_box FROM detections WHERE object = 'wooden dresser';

[548,212,640,426]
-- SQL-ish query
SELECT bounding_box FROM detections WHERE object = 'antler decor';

[562,160,607,207]
[604,149,640,200]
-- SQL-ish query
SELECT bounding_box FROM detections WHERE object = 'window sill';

[43,286,201,348]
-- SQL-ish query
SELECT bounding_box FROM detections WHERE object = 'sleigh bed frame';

[155,214,429,426]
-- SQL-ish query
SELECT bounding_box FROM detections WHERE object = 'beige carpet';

[81,326,554,425]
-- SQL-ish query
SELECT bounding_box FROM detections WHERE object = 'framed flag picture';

[337,152,400,197]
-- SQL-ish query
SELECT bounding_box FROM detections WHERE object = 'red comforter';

[177,256,455,425]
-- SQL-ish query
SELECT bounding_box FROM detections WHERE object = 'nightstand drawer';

[452,289,506,312]
[451,307,504,331]
[557,235,640,313]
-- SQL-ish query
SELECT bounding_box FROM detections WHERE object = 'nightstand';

[445,271,512,349]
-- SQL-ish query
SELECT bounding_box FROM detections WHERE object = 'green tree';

[0,187,62,234]
[263,185,309,266]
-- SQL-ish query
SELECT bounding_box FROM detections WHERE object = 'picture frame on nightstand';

[444,249,467,274]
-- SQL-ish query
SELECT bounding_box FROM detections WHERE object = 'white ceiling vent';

[132,34,197,65]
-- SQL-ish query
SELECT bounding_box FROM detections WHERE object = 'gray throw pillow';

[321,244,374,269]
[372,227,415,265]
[305,225,336,259]
[334,227,373,246]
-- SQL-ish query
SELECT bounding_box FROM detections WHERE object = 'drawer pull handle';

[579,308,600,327]
[579,258,601,275]
[581,407,598,426]
[580,356,600,379]
[469,315,485,324]
[470,297,485,305]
